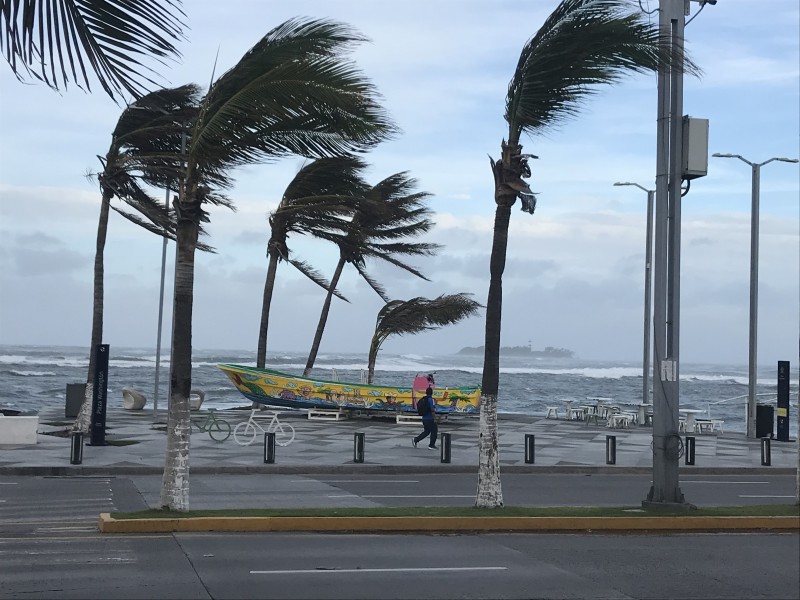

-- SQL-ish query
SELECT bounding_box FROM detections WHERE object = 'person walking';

[412,387,438,449]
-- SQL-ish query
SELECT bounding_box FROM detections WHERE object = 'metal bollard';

[354,432,365,463]
[263,432,275,464]
[440,433,451,463]
[70,432,83,465]
[685,436,695,465]
[760,437,771,466]
[524,434,535,464]
[605,435,616,465]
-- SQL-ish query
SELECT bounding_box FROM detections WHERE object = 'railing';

[705,392,776,419]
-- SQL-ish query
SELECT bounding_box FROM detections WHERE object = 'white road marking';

[293,480,420,484]
[681,481,768,484]
[738,495,795,498]
[0,483,18,485]
[328,495,473,499]
[251,566,507,575]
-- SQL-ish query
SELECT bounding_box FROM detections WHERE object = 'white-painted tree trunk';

[475,392,503,508]
[159,391,191,511]
[73,383,94,434]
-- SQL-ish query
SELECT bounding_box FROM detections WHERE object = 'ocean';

[1,344,797,436]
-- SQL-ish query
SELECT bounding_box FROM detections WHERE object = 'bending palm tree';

[256,156,370,369]
[1,0,186,101]
[303,171,440,377]
[477,0,689,508]
[164,18,395,511]
[367,294,482,384]
[72,85,207,435]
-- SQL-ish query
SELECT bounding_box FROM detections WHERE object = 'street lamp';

[712,153,799,438]
[614,182,656,408]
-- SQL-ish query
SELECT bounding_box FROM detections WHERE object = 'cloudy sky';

[0,0,798,367]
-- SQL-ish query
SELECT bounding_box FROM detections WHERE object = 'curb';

[97,513,800,534]
[2,465,795,476]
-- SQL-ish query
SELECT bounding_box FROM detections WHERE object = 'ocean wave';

[8,370,57,377]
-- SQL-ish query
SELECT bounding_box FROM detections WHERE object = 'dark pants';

[414,419,438,448]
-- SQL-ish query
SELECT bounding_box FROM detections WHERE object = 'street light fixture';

[711,152,799,438]
[614,182,656,409]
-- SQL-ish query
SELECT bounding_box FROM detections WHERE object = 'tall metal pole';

[747,163,760,438]
[153,186,169,419]
[643,189,655,406]
[711,153,799,438]
[646,0,686,506]
[613,182,655,406]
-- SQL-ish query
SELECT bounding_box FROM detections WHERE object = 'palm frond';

[190,17,397,171]
[288,258,349,302]
[1,0,187,101]
[372,293,483,349]
[505,0,700,140]
[353,263,389,303]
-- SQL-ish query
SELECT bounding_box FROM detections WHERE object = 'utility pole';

[645,0,688,507]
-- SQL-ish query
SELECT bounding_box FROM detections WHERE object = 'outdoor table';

[679,408,704,432]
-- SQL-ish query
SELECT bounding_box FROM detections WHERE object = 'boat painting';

[217,364,481,414]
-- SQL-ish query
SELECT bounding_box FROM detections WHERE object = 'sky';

[0,0,798,367]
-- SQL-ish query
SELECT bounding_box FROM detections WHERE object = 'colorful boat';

[217,364,481,414]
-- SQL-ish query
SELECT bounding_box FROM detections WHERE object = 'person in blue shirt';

[412,387,438,449]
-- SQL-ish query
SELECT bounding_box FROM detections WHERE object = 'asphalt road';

[1,474,798,599]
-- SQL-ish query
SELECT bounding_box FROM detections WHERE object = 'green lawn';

[112,504,800,520]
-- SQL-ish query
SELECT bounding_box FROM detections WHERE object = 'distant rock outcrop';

[457,345,574,358]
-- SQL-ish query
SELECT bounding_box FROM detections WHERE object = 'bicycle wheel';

[208,418,231,442]
[271,421,295,446]
[233,421,258,446]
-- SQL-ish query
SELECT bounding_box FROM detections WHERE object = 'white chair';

[545,406,559,419]
[122,387,146,410]
[189,388,205,411]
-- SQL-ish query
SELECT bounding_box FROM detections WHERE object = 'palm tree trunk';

[74,189,112,434]
[476,154,516,509]
[366,334,381,384]
[256,251,280,369]
[303,257,345,377]
[159,212,198,511]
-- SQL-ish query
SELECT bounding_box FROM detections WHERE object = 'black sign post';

[776,361,790,442]
[89,344,110,446]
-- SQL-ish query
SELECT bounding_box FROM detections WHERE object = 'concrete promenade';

[1,405,796,475]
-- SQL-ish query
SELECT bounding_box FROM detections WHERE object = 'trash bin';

[755,403,774,439]
[65,383,86,418]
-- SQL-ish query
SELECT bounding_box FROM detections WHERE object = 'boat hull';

[217,364,481,414]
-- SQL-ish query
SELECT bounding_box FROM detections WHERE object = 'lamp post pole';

[712,153,799,438]
[153,187,170,419]
[614,182,655,407]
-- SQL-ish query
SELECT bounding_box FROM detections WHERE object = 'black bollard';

[263,432,276,464]
[70,432,83,465]
[440,433,451,463]
[605,435,616,465]
[760,437,771,466]
[354,432,365,463]
[524,434,535,464]
[685,436,695,465]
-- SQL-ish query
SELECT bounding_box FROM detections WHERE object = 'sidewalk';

[1,405,796,475]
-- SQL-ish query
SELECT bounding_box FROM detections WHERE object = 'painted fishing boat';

[217,364,481,414]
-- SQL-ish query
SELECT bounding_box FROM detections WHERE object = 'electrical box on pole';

[681,116,709,179]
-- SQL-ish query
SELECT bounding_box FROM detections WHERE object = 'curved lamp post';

[711,153,799,438]
[614,182,655,408]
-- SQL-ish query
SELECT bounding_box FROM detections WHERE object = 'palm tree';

[256,156,369,369]
[477,0,691,509]
[162,18,395,511]
[71,85,207,435]
[303,171,440,377]
[367,294,482,384]
[1,0,187,101]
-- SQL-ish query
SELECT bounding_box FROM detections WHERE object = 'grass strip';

[113,504,799,520]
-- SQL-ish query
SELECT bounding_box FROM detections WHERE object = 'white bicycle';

[233,409,295,446]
